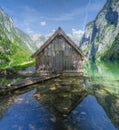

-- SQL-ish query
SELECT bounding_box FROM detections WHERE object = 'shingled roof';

[31,27,84,59]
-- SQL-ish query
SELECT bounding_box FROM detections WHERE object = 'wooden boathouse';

[32,27,84,75]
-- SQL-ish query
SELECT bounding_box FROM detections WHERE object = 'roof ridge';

[31,27,84,59]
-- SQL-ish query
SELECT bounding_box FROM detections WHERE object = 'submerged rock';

[33,76,88,118]
[0,68,17,76]
[18,67,36,76]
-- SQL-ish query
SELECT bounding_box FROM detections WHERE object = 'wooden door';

[53,51,64,73]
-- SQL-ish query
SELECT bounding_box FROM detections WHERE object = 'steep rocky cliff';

[80,0,119,61]
[0,7,36,67]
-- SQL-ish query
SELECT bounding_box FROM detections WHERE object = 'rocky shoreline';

[0,68,17,76]
[0,67,37,76]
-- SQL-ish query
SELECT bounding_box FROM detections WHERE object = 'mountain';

[31,33,48,49]
[0,7,36,67]
[80,0,119,61]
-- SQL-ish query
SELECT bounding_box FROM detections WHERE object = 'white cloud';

[31,28,84,48]
[25,27,34,35]
[40,21,46,26]
[31,33,42,41]
[32,29,55,42]
[72,28,84,36]
[46,29,55,37]
[31,29,56,49]
[68,28,84,45]
[31,33,48,48]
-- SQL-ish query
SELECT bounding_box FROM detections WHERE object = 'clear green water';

[84,61,119,129]
[85,61,119,95]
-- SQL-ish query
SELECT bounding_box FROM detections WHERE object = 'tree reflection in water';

[85,61,119,128]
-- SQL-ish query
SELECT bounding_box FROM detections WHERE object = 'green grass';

[0,33,34,70]
[0,60,35,70]
[12,60,35,70]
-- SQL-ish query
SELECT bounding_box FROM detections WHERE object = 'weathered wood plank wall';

[36,35,82,73]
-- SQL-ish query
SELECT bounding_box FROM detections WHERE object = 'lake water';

[0,62,119,130]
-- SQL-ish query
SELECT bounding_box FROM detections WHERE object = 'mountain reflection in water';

[0,89,117,130]
[85,61,119,128]
[0,70,118,130]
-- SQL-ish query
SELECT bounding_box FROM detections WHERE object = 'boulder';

[0,68,17,76]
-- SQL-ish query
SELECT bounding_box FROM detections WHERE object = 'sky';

[0,0,106,41]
